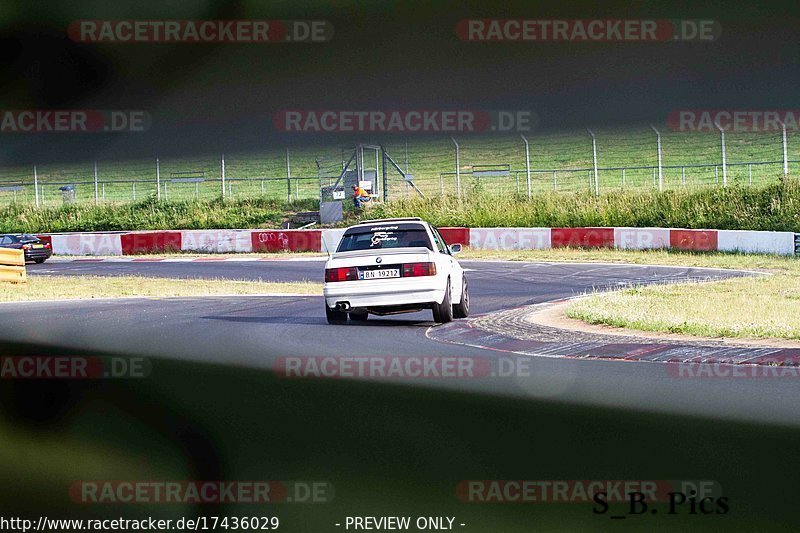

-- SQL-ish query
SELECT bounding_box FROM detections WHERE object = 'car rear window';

[337,226,432,252]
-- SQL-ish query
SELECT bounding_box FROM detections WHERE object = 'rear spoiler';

[332,247,432,259]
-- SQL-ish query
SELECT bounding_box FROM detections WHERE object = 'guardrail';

[0,248,26,283]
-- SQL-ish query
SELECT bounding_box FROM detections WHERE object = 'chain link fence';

[1,127,796,207]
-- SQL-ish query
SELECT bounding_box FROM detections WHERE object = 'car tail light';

[44,242,51,248]
[21,244,30,250]
[325,267,358,282]
[402,262,437,277]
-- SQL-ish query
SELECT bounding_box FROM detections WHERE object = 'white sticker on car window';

[370,232,398,247]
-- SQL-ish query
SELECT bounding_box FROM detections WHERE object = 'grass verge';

[469,247,800,341]
[0,196,318,233]
[1,275,321,302]
[3,181,800,233]
[365,181,800,232]
[52,252,326,260]
[565,274,800,340]
[460,247,800,273]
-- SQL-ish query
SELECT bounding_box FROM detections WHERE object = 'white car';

[323,218,469,324]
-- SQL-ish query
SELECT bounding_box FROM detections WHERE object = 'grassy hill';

[0,126,796,206]
[2,182,798,234]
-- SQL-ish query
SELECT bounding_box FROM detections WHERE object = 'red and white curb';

[427,306,800,368]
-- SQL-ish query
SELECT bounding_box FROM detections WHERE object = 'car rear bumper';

[24,249,52,261]
[323,278,445,309]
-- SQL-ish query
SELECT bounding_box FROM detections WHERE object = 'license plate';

[359,268,400,280]
[32,244,44,248]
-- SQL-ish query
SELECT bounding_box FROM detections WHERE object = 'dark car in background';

[0,234,52,263]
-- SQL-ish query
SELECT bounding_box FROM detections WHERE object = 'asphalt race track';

[26,258,743,313]
[5,259,800,426]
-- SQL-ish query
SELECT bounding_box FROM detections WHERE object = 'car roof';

[357,217,424,224]
[0,234,39,240]
[349,218,429,229]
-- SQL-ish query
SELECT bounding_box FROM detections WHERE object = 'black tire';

[349,311,369,321]
[432,278,453,324]
[326,305,348,324]
[34,258,46,264]
[452,276,469,319]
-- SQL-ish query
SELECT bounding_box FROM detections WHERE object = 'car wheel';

[432,278,453,324]
[349,311,369,321]
[452,276,469,318]
[325,305,348,324]
[34,258,46,264]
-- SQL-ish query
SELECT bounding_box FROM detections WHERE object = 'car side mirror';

[449,243,462,254]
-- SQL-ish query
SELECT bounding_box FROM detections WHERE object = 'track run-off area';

[3,258,799,426]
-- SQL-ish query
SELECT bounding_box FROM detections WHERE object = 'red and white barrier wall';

[39,227,799,256]
[468,227,796,255]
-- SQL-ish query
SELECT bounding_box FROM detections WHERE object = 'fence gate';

[318,144,423,224]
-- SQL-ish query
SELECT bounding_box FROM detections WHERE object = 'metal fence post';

[156,157,161,199]
[374,148,380,199]
[382,148,389,203]
[681,167,686,187]
[133,182,136,201]
[780,120,789,178]
[587,128,599,195]
[714,122,727,187]
[748,164,752,185]
[102,183,105,202]
[520,134,531,198]
[221,153,226,198]
[553,171,557,191]
[451,137,460,199]
[33,165,39,207]
[93,161,99,204]
[622,168,626,188]
[357,145,364,184]
[650,124,663,191]
[285,148,291,203]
